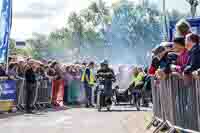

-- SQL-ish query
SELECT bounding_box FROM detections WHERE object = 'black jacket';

[184,44,200,74]
[25,68,36,83]
[96,68,116,81]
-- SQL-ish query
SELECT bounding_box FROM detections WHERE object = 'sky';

[11,0,195,40]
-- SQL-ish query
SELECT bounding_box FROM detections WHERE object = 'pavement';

[0,105,153,133]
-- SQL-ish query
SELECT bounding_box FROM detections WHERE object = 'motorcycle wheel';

[97,91,102,112]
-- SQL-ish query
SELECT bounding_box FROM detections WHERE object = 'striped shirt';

[176,48,189,72]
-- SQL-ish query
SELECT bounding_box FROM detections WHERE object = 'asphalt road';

[0,105,152,133]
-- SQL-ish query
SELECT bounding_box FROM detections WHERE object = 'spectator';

[135,67,145,88]
[149,43,172,77]
[170,37,189,73]
[175,19,191,38]
[63,65,73,104]
[0,63,6,77]
[25,62,37,113]
[149,45,167,75]
[46,65,56,79]
[17,61,25,78]
[8,62,18,78]
[184,33,200,74]
[129,67,139,88]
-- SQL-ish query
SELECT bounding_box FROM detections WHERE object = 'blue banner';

[0,0,12,63]
[0,80,16,101]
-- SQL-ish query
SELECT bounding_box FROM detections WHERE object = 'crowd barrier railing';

[36,79,52,105]
[0,77,65,112]
[149,75,200,132]
[16,78,52,110]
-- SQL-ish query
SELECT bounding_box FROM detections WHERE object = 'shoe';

[90,104,95,108]
[26,110,34,114]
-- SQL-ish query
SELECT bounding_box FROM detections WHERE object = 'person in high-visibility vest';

[81,61,95,107]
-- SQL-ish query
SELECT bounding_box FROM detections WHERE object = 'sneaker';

[90,104,95,108]
[26,110,34,114]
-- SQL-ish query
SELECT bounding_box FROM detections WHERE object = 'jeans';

[25,82,36,112]
[84,83,92,105]
[103,80,113,97]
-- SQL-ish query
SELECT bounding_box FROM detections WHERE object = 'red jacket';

[148,65,157,75]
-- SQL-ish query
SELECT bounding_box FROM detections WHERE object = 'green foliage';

[11,1,186,64]
[9,39,29,56]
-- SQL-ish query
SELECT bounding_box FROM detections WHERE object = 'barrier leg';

[153,121,167,133]
[146,118,156,129]
[167,127,176,133]
[35,104,40,110]
[16,105,24,112]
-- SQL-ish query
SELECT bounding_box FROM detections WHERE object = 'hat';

[101,60,108,65]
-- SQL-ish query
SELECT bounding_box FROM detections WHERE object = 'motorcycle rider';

[96,60,116,106]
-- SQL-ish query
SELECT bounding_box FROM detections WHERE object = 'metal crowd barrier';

[150,75,200,132]
[196,79,200,131]
[36,79,52,105]
[16,79,26,110]
[151,78,162,120]
[0,77,67,113]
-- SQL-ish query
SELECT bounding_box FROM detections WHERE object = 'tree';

[19,1,186,64]
[9,39,29,56]
[168,10,187,21]
[186,0,199,17]
[68,12,84,57]
[110,0,162,64]
[26,33,49,59]
[49,28,70,40]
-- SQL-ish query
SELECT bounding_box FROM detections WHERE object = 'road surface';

[0,105,153,133]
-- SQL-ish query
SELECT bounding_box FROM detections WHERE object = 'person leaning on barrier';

[24,61,37,114]
[148,43,173,76]
[7,62,19,79]
[150,43,173,79]
[184,33,200,75]
[170,37,189,77]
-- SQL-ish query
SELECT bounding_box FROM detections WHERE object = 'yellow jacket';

[81,68,95,85]
[131,72,145,86]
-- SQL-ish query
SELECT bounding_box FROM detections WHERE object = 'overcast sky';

[11,0,195,40]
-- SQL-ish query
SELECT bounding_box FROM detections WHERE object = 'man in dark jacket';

[96,60,116,105]
[25,62,37,113]
[184,33,200,74]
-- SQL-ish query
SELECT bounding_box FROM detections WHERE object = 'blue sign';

[0,0,12,63]
[0,80,16,101]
